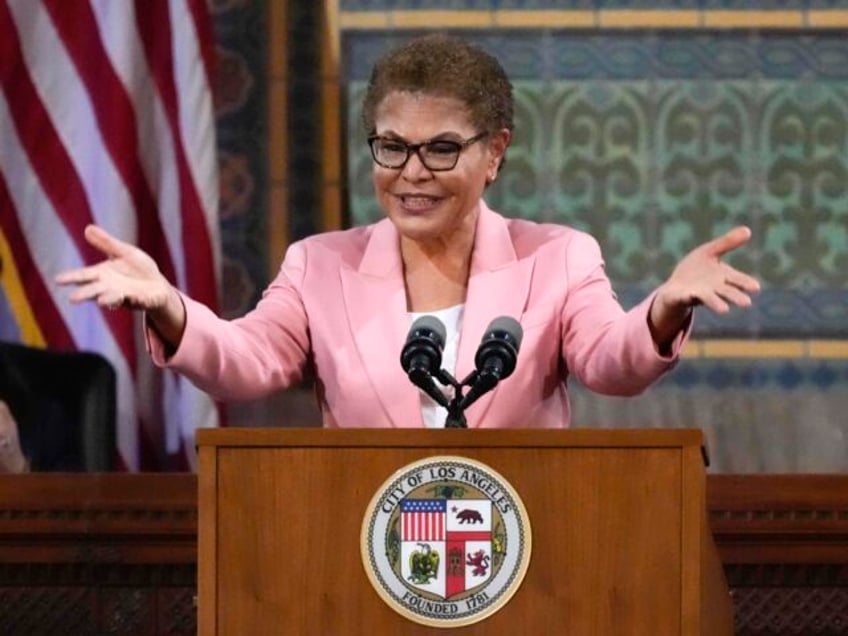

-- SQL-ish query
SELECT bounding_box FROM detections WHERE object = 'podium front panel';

[198,428,729,635]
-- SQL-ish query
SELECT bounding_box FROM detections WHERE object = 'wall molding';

[338,9,848,31]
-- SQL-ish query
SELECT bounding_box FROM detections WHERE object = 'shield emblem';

[400,498,493,599]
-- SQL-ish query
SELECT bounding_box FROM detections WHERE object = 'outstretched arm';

[649,226,760,350]
[55,225,187,349]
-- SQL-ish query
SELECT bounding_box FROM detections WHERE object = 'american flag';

[0,0,221,470]
[401,499,446,542]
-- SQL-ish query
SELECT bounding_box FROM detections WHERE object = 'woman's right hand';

[55,224,187,346]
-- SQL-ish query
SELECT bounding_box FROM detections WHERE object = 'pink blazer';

[148,202,687,429]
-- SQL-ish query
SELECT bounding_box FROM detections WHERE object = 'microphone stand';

[444,399,467,429]
[433,369,479,429]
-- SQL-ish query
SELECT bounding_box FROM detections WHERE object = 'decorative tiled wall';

[345,32,848,338]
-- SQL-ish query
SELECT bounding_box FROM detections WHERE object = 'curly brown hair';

[361,33,514,136]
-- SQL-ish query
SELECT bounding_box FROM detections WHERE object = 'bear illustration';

[455,508,484,524]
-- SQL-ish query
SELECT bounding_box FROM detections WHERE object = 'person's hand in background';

[0,400,28,473]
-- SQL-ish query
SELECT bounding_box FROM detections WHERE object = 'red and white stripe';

[403,511,446,542]
[0,0,221,470]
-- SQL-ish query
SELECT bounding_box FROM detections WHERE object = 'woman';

[56,34,758,430]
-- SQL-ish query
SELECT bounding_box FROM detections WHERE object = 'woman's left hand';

[649,226,760,348]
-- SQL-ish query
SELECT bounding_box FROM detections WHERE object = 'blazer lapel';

[457,203,534,427]
[341,219,422,428]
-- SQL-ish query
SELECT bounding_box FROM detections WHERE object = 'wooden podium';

[196,428,732,635]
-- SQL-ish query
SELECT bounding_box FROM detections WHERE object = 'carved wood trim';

[709,475,848,567]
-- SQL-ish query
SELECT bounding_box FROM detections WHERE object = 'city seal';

[360,456,532,628]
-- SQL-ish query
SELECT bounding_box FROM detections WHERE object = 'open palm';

[55,225,171,311]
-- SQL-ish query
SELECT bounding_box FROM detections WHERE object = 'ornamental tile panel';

[344,31,848,337]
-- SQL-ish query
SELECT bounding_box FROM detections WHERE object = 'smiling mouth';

[397,194,443,210]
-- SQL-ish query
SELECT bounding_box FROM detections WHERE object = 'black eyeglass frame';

[367,132,488,171]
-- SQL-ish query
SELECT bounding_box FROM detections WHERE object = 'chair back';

[0,343,117,471]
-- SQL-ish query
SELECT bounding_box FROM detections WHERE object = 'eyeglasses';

[367,132,488,171]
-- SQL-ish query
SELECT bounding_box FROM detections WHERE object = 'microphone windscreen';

[409,314,447,347]
[485,316,523,351]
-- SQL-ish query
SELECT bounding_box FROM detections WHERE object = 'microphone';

[400,315,450,408]
[458,316,523,411]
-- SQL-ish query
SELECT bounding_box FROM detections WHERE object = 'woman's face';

[371,91,508,246]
